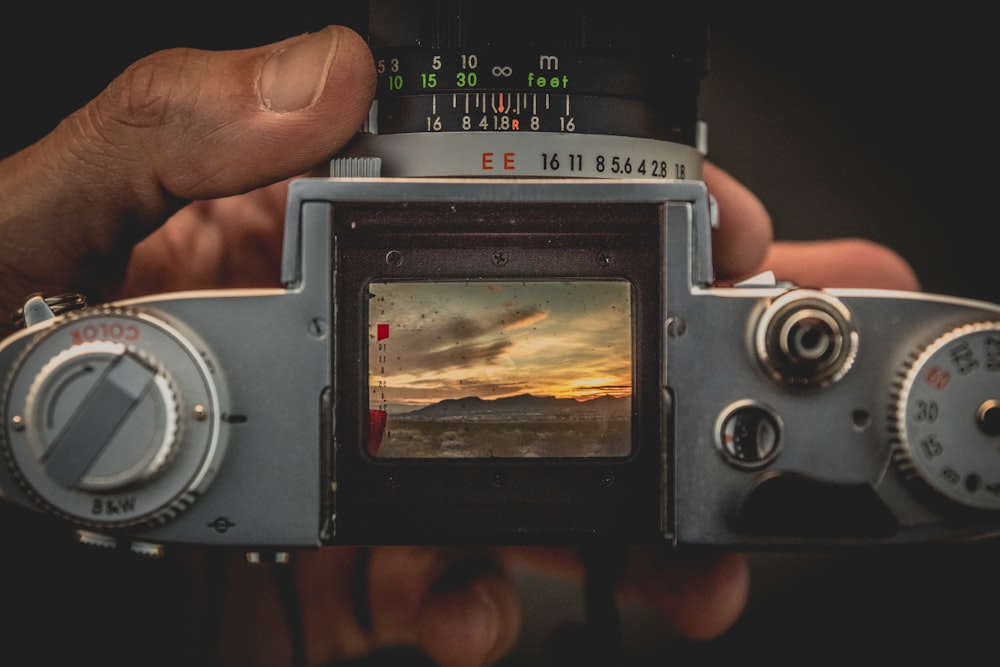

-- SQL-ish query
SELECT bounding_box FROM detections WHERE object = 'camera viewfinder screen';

[367,280,633,458]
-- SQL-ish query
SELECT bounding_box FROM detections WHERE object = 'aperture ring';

[336,132,704,179]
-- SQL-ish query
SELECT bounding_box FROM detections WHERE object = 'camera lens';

[337,0,709,178]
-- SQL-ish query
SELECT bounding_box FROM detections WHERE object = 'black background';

[2,7,996,303]
[1,4,998,665]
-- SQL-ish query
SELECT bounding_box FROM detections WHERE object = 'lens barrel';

[361,0,708,144]
[338,2,709,178]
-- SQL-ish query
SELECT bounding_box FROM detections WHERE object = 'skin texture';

[0,25,921,667]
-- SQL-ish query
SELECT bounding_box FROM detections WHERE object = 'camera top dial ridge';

[891,321,1000,512]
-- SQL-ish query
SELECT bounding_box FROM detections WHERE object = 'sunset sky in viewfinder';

[368,280,632,409]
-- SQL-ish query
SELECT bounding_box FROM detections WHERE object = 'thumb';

[0,25,374,319]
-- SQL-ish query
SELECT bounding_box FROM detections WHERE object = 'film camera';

[2,1,1000,557]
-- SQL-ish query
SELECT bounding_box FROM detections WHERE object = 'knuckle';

[100,48,199,130]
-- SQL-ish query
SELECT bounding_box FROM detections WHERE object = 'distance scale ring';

[1,307,229,528]
[371,48,699,99]
[891,321,1000,511]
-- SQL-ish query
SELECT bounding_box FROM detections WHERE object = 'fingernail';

[259,27,338,112]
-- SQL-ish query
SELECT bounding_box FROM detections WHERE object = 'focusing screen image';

[368,280,632,458]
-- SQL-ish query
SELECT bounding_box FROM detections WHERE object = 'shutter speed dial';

[892,322,1000,511]
[3,308,228,529]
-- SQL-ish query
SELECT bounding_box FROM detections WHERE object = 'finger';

[0,26,374,317]
[501,545,749,641]
[291,547,521,667]
[703,161,774,280]
[417,559,521,667]
[365,547,521,667]
[117,180,291,297]
[764,238,921,291]
[621,549,750,641]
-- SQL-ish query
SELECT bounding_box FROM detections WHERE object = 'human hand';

[0,25,375,333]
[703,161,919,292]
[0,22,921,667]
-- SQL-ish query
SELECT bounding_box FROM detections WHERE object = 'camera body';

[4,1,1000,554]
[3,176,1000,554]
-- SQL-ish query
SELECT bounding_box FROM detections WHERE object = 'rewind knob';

[23,341,180,492]
[2,308,228,528]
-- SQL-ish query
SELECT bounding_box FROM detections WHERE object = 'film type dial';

[1,308,228,528]
[892,322,1000,511]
